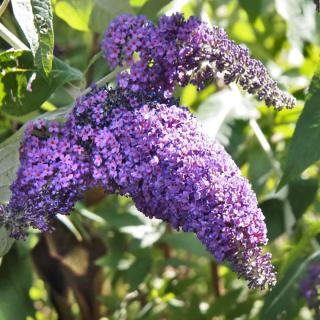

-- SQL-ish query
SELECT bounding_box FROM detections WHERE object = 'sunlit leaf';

[11,0,54,75]
[119,211,165,248]
[161,232,211,258]
[275,0,316,50]
[55,0,94,32]
[196,86,258,145]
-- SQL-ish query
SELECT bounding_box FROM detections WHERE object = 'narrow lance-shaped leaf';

[279,67,320,188]
[11,0,54,75]
[31,0,54,75]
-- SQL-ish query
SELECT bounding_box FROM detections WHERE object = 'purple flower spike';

[102,13,295,110]
[70,87,276,289]
[3,120,92,239]
[300,262,320,316]
[4,87,276,289]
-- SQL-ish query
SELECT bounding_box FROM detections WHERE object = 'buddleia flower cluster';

[1,119,92,238]
[300,262,320,317]
[0,12,297,290]
[102,13,295,110]
[2,87,276,289]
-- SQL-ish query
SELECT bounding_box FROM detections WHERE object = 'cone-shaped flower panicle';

[300,262,320,316]
[102,13,295,110]
[4,87,276,289]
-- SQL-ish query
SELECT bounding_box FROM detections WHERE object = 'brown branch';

[32,222,107,320]
[210,261,223,297]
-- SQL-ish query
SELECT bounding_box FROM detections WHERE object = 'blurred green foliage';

[0,0,320,319]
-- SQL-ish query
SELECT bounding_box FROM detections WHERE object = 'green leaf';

[31,0,54,75]
[207,289,242,317]
[98,209,143,229]
[89,0,132,33]
[130,0,147,7]
[260,251,320,320]
[55,0,94,32]
[196,88,258,145]
[238,0,262,22]
[0,134,21,203]
[0,227,14,257]
[0,50,83,116]
[275,0,316,50]
[279,69,320,188]
[260,198,285,241]
[138,0,171,21]
[11,0,54,75]
[161,232,211,258]
[125,249,152,289]
[96,232,127,269]
[248,148,272,196]
[0,244,34,319]
[288,178,318,220]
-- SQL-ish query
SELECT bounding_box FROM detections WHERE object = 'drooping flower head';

[102,13,296,110]
[300,262,320,316]
[4,87,276,289]
[2,119,92,239]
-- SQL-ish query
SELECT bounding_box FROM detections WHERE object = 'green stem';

[0,0,10,18]
[249,119,282,177]
[0,22,29,50]
[84,51,103,76]
[82,66,125,95]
